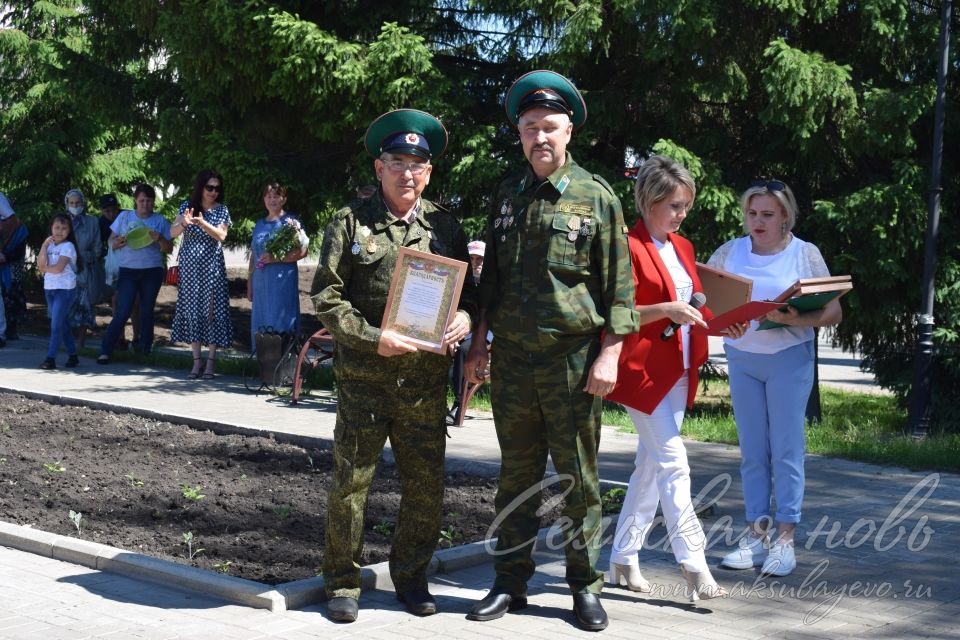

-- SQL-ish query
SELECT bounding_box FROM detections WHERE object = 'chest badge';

[351,241,361,255]
[366,239,378,253]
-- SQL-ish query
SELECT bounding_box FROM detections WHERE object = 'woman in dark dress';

[170,170,233,379]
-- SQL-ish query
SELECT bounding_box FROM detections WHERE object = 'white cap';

[468,240,486,256]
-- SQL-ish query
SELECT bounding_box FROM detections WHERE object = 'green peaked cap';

[364,109,448,160]
[504,70,587,129]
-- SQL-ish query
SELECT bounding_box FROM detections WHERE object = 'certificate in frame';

[380,247,468,354]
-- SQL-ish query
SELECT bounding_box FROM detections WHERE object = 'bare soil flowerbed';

[0,392,562,585]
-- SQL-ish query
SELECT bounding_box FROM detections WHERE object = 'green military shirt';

[477,153,639,351]
[312,194,474,381]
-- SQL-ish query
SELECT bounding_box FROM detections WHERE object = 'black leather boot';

[466,588,528,621]
[396,587,438,616]
[327,596,359,622]
[573,593,608,631]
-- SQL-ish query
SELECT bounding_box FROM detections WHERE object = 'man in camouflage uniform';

[464,71,639,631]
[312,109,474,623]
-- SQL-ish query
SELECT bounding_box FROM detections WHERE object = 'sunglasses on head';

[204,184,222,193]
[750,179,787,192]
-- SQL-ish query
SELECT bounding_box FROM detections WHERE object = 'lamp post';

[907,0,952,438]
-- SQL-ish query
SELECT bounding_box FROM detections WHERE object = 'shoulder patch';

[591,173,616,196]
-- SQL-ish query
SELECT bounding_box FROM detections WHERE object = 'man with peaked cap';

[311,109,475,623]
[464,71,639,631]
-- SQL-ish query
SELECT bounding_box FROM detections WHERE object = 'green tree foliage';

[0,1,957,429]
[0,1,148,244]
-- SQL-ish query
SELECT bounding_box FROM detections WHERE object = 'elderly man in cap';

[464,71,638,631]
[312,108,474,623]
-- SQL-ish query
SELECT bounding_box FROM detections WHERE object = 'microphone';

[661,292,707,341]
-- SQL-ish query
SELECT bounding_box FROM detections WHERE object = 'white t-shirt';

[653,236,694,369]
[44,241,78,290]
[707,235,830,354]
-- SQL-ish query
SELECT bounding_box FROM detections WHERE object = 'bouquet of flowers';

[259,223,298,269]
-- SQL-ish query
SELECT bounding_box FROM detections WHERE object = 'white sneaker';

[721,534,769,569]
[760,542,796,576]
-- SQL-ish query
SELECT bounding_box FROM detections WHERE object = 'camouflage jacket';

[477,154,639,352]
[312,194,474,381]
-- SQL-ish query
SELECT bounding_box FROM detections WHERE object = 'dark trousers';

[100,267,164,356]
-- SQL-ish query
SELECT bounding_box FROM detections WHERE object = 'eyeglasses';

[382,160,429,175]
[750,179,787,192]
[204,184,222,193]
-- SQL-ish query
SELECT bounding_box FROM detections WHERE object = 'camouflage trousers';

[489,336,605,595]
[323,375,447,600]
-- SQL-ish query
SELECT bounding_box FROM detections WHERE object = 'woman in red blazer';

[606,156,727,602]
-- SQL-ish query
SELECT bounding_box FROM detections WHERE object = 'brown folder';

[772,276,853,303]
[696,262,753,316]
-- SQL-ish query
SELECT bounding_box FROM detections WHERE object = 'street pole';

[907,0,952,438]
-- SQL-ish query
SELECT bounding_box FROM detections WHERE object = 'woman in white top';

[707,180,841,577]
[97,184,173,362]
[37,214,82,370]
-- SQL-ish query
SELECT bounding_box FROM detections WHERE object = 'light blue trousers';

[725,341,814,525]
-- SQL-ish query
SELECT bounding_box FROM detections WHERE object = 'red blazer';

[607,221,713,414]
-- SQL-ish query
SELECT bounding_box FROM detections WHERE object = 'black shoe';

[572,593,608,631]
[40,358,56,370]
[326,596,358,623]
[0,337,6,348]
[396,587,437,616]
[65,354,79,368]
[466,588,527,621]
[445,405,459,426]
[97,354,110,365]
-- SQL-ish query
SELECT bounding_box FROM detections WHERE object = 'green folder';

[757,290,845,330]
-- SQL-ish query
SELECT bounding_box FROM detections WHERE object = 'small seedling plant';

[43,461,66,474]
[67,510,82,535]
[373,520,395,537]
[182,531,205,560]
[438,514,465,548]
[601,487,626,515]
[181,484,205,502]
[212,561,233,574]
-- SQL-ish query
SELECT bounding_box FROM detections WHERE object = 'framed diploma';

[380,247,468,354]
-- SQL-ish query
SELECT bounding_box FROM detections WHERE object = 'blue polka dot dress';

[170,202,234,347]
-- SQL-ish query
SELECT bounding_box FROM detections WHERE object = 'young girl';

[37,214,82,369]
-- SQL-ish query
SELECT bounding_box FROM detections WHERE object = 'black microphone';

[661,292,707,341]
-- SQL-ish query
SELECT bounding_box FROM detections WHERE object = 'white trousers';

[609,375,709,572]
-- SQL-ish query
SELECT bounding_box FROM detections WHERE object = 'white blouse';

[707,235,830,354]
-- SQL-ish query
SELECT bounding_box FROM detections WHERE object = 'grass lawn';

[607,377,960,474]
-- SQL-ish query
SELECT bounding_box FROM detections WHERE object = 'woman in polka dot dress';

[170,169,233,379]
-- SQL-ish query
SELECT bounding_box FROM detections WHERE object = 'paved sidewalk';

[2,335,956,639]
